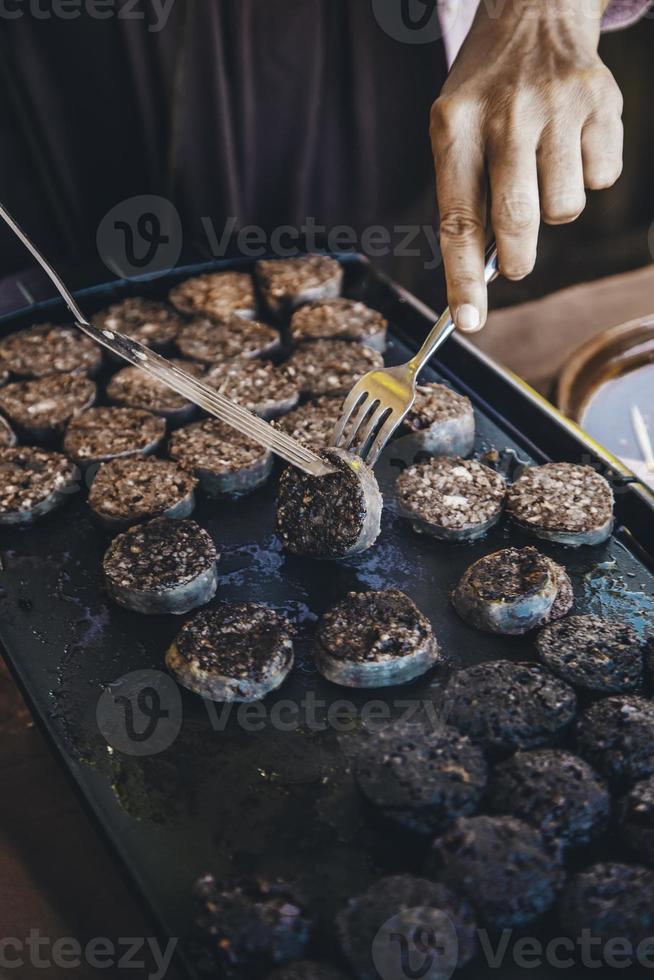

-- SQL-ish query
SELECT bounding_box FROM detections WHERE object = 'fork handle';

[408,245,498,375]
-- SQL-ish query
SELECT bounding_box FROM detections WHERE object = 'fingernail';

[455,303,482,333]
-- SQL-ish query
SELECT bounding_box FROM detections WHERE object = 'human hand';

[430,0,623,331]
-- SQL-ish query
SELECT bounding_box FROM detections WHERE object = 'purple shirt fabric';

[442,0,651,65]
[603,0,652,29]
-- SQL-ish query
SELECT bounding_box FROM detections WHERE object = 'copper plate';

[557,314,654,420]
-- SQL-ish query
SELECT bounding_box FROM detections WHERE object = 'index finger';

[430,98,487,332]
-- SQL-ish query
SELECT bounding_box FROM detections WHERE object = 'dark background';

[0,1,652,314]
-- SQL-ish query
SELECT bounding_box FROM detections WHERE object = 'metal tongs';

[0,203,333,477]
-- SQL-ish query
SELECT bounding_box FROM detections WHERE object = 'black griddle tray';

[1,255,654,980]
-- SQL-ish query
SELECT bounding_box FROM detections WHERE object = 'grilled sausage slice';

[106,360,205,423]
[431,815,565,930]
[336,875,478,980]
[488,749,610,851]
[64,407,166,467]
[507,462,614,546]
[0,446,78,524]
[170,271,257,320]
[0,323,101,378]
[451,546,573,635]
[176,316,280,364]
[441,660,577,755]
[88,457,197,528]
[273,396,342,449]
[276,448,382,558]
[0,373,96,441]
[315,589,441,687]
[290,299,387,352]
[351,720,487,833]
[284,340,383,399]
[559,863,654,951]
[166,603,294,701]
[256,255,343,319]
[396,456,505,541]
[398,382,475,457]
[206,358,300,420]
[536,614,645,695]
[103,517,218,614]
[93,297,184,352]
[168,418,273,496]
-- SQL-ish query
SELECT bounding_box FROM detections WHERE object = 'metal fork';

[0,202,333,477]
[333,246,499,467]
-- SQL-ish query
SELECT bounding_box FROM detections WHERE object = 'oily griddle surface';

[1,265,654,980]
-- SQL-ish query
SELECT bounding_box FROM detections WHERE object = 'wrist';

[461,0,605,62]
[473,0,608,31]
